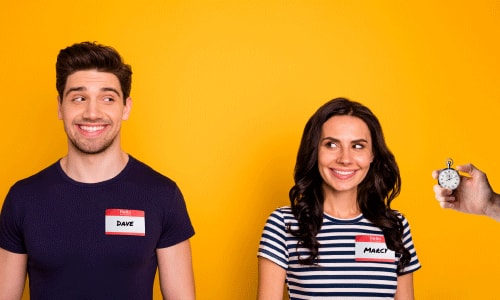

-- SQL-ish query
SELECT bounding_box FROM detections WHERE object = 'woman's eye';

[325,142,338,148]
[353,144,364,149]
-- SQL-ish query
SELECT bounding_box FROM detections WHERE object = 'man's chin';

[70,141,113,155]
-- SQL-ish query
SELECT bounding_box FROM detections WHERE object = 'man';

[432,163,500,222]
[0,42,195,299]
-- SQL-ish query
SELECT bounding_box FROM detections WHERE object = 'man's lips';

[76,124,107,136]
[79,125,105,132]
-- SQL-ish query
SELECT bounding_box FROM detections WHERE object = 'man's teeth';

[80,125,104,132]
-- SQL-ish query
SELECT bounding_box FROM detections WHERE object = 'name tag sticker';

[105,209,145,236]
[354,235,395,262]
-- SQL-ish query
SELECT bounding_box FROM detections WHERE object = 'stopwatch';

[437,158,461,190]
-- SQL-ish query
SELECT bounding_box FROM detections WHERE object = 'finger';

[439,200,456,209]
[433,184,453,197]
[437,195,456,203]
[431,169,440,179]
[433,185,456,205]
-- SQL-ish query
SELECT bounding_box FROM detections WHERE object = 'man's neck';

[60,150,129,184]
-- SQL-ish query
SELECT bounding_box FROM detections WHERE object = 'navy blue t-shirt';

[0,156,195,300]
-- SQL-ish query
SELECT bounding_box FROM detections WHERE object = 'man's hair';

[56,41,132,104]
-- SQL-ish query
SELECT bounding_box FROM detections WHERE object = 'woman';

[257,98,420,299]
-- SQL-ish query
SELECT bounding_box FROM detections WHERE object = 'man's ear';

[57,95,62,120]
[122,97,132,120]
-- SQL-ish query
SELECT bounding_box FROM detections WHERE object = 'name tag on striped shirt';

[354,235,395,262]
[105,209,145,236]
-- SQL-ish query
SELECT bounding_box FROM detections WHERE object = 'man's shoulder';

[126,156,177,187]
[12,161,60,187]
[5,161,60,199]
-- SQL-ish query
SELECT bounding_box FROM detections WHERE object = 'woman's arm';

[257,257,286,300]
[394,273,414,300]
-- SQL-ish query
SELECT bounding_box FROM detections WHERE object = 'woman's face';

[317,115,374,197]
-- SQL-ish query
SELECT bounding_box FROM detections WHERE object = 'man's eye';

[72,96,85,102]
[103,97,115,102]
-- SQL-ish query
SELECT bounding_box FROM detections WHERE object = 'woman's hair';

[56,41,132,104]
[288,97,411,272]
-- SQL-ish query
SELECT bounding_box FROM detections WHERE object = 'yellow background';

[1,1,499,299]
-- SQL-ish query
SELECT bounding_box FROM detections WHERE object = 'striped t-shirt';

[258,206,421,299]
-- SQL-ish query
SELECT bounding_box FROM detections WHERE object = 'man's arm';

[157,239,195,300]
[0,247,27,300]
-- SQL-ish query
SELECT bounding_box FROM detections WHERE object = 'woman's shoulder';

[392,210,411,225]
[261,206,299,234]
[265,206,295,222]
[270,205,293,215]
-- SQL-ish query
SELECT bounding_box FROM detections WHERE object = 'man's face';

[58,70,132,155]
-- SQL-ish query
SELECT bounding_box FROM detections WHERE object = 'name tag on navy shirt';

[105,209,145,236]
[354,234,395,262]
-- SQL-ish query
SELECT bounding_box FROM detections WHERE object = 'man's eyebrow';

[101,87,122,97]
[64,87,122,97]
[64,86,86,97]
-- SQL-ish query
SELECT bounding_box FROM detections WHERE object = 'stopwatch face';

[438,168,460,190]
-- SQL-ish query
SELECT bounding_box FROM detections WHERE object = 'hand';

[432,163,493,216]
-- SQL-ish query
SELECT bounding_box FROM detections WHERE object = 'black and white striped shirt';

[258,206,421,299]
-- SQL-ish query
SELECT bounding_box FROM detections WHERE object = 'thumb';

[456,163,477,177]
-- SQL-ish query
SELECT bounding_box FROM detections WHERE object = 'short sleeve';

[257,208,289,269]
[0,187,27,254]
[156,185,195,249]
[398,215,421,275]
